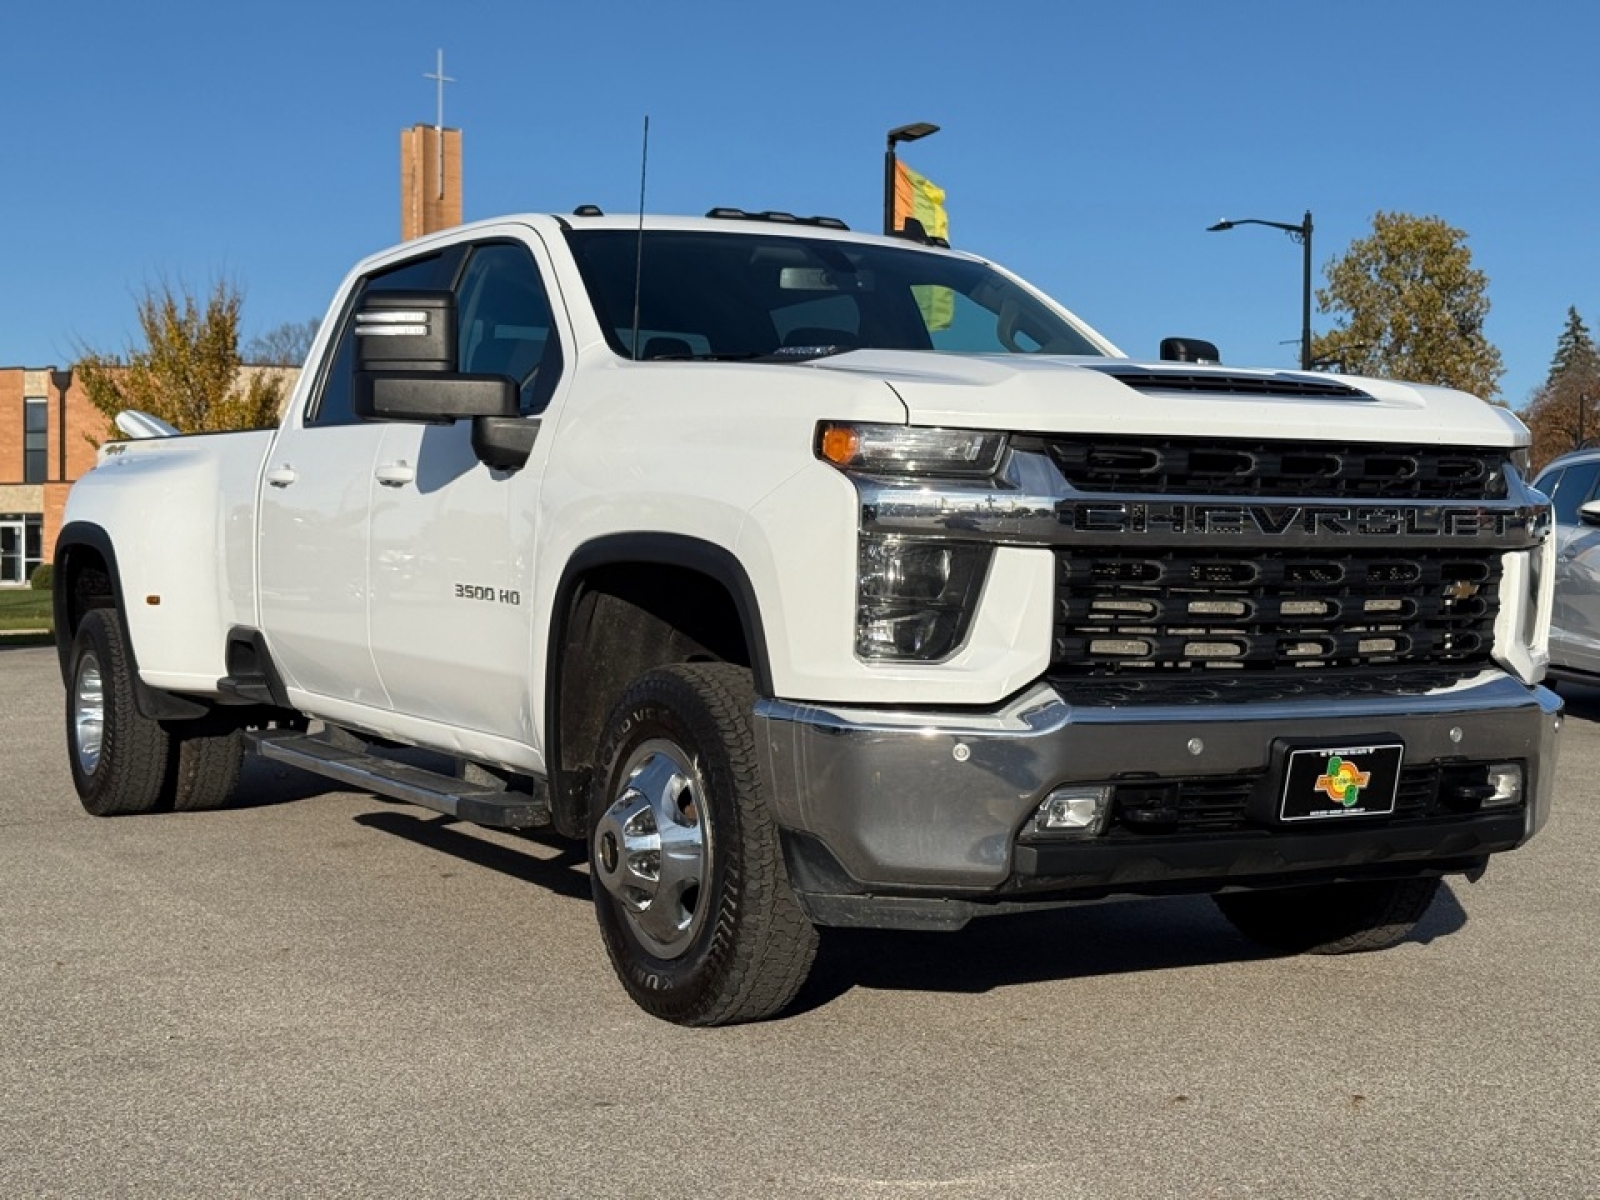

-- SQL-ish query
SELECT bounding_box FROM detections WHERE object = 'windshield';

[564,229,1105,361]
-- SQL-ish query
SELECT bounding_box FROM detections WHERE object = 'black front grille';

[1033,435,1509,500]
[1053,548,1501,676]
[1104,761,1515,838]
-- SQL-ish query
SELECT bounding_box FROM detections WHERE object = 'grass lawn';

[0,588,54,633]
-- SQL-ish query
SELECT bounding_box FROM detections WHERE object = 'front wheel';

[589,663,818,1026]
[1213,877,1442,955]
[67,609,172,816]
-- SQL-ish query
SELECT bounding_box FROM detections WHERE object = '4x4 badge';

[1313,756,1371,807]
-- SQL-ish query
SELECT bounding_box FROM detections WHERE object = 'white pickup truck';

[54,209,1560,1025]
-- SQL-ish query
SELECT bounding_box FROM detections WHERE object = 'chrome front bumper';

[753,672,1561,919]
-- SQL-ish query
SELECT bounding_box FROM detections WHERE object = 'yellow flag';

[893,162,949,241]
[893,162,953,332]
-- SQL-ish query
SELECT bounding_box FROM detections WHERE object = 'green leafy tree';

[76,279,285,434]
[1522,307,1600,469]
[1310,212,1503,400]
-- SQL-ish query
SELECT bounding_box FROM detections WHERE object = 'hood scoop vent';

[1085,365,1375,402]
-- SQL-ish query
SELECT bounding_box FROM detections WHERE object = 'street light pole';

[884,122,939,235]
[1208,210,1314,370]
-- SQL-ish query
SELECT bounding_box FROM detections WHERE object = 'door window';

[454,241,564,414]
[308,252,459,427]
[0,519,19,585]
[1546,461,1600,525]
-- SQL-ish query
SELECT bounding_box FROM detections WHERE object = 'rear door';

[258,250,459,707]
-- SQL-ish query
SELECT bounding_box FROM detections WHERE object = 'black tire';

[1213,877,1442,955]
[66,609,172,817]
[167,717,245,811]
[589,663,819,1026]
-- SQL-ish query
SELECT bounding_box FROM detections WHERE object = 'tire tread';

[69,609,172,817]
[591,662,819,1025]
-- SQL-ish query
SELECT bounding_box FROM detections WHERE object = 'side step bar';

[248,729,552,829]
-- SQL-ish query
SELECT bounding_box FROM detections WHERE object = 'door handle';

[265,466,297,488]
[375,462,416,487]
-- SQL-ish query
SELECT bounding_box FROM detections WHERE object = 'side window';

[1532,467,1562,499]
[1547,461,1600,525]
[307,254,454,427]
[455,241,564,414]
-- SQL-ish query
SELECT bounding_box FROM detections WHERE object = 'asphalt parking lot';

[2,642,1598,1199]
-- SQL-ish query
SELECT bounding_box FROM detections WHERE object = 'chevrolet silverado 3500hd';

[54,209,1560,1024]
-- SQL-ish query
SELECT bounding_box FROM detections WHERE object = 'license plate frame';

[1277,740,1404,822]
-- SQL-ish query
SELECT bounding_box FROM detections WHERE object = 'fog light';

[1032,786,1111,837]
[1484,763,1524,808]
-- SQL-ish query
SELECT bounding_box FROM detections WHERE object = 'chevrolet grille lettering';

[1058,502,1521,538]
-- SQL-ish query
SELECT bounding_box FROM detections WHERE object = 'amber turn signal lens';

[819,424,861,466]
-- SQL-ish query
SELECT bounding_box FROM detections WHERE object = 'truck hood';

[804,352,1528,447]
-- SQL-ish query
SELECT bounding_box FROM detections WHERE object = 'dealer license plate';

[1279,742,1404,821]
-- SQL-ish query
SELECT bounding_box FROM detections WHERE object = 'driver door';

[366,233,566,750]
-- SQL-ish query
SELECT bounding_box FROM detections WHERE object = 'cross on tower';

[424,48,454,131]
[422,49,455,200]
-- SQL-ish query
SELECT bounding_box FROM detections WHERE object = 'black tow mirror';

[1160,337,1221,364]
[351,288,518,425]
[354,290,456,371]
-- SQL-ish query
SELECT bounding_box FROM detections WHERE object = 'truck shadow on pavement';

[329,781,1473,1006]
[790,882,1469,1010]
[247,757,1473,1007]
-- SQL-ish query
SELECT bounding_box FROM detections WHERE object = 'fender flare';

[543,533,774,835]
[549,533,774,702]
[52,521,208,721]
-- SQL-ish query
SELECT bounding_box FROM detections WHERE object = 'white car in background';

[1533,448,1600,681]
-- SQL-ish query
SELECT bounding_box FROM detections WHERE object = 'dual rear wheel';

[67,609,244,816]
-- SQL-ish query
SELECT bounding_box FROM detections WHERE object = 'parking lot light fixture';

[1208,210,1314,371]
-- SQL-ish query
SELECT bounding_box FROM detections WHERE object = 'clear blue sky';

[4,0,1595,411]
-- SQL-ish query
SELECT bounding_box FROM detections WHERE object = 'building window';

[24,514,41,579]
[24,397,47,483]
[0,513,41,585]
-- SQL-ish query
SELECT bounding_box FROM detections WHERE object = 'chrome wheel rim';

[594,739,710,960]
[73,652,106,776]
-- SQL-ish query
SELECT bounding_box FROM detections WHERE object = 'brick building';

[0,366,103,586]
[0,365,300,585]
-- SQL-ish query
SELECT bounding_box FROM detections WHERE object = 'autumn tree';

[1310,211,1503,400]
[76,279,285,434]
[245,318,320,367]
[1521,307,1600,469]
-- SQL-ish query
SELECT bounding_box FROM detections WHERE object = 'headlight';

[857,534,992,660]
[817,422,1007,477]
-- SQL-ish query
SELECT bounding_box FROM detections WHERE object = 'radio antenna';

[631,115,650,361]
